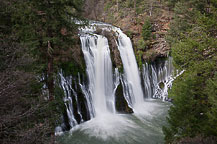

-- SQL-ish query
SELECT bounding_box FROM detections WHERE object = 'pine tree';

[142,19,152,40]
[163,0,217,143]
[12,0,85,100]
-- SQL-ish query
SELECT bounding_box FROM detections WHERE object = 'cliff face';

[83,0,172,62]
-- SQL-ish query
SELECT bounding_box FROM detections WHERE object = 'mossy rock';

[115,82,133,114]
[159,82,164,89]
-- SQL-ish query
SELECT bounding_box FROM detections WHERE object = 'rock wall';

[83,0,173,62]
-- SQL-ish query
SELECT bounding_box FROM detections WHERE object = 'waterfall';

[142,57,183,101]
[80,23,145,112]
[56,22,183,134]
[116,30,144,112]
[143,63,153,98]
[80,34,115,117]
[59,72,78,127]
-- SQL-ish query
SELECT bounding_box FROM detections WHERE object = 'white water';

[80,34,115,117]
[142,57,184,101]
[59,99,171,144]
[57,22,183,141]
[117,30,144,112]
[59,72,78,127]
[143,63,153,98]
[79,22,145,115]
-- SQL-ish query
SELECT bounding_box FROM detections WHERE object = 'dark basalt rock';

[115,82,133,114]
[62,109,71,131]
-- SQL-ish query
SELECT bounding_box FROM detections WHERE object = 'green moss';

[137,39,150,50]
[118,65,124,73]
[125,30,133,39]
[159,82,164,89]
[145,49,157,62]
[59,61,85,77]
[115,83,133,113]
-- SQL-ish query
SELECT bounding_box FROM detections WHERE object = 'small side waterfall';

[143,63,153,99]
[59,73,78,127]
[142,57,183,101]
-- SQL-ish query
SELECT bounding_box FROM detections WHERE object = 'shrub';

[142,19,152,40]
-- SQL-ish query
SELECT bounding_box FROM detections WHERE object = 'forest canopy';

[163,0,217,143]
[0,0,85,143]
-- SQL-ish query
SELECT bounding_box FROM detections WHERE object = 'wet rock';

[62,109,71,131]
[71,80,91,123]
[75,82,91,122]
[115,82,133,114]
[159,82,164,89]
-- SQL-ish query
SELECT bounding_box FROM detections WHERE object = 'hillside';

[83,0,173,64]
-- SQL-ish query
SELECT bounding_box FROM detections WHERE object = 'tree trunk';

[93,0,98,20]
[149,2,153,16]
[117,0,119,12]
[47,41,54,100]
[206,0,211,13]
[134,0,136,10]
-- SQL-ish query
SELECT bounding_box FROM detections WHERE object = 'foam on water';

[78,114,138,140]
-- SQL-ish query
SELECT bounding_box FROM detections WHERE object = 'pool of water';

[58,99,170,144]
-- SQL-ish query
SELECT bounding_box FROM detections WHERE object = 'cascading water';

[57,22,183,143]
[79,22,146,115]
[80,34,115,117]
[116,30,144,112]
[142,57,184,101]
[59,72,78,127]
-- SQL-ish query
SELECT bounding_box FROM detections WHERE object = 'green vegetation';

[142,19,152,41]
[135,19,153,65]
[163,0,217,143]
[13,0,85,99]
[125,30,134,39]
[137,39,147,50]
[136,18,155,64]
[0,0,84,143]
[136,50,144,68]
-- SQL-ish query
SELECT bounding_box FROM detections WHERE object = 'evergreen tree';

[142,19,152,40]
[163,0,217,143]
[12,0,85,100]
[0,0,85,143]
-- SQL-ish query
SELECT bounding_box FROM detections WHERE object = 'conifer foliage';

[163,0,217,143]
[12,0,85,100]
[0,0,84,143]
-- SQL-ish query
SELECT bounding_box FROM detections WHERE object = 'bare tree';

[117,0,119,12]
[134,0,136,10]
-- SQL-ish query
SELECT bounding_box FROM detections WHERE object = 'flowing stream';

[57,22,182,144]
